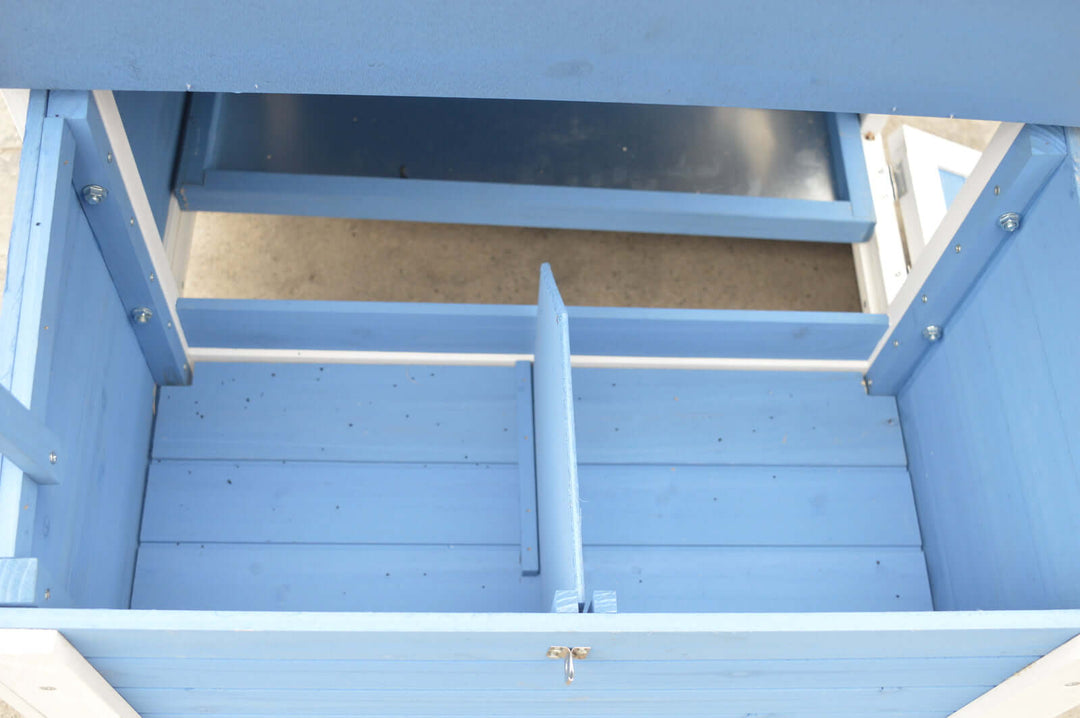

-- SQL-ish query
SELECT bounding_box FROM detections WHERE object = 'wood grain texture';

[177,298,886,360]
[533,264,585,609]
[586,546,932,612]
[0,99,155,607]
[140,461,519,545]
[131,544,541,612]
[899,162,1080,611]
[579,465,921,547]
[572,368,906,466]
[152,362,519,463]
[4,3,1080,124]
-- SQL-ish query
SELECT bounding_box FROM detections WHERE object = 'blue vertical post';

[533,264,586,612]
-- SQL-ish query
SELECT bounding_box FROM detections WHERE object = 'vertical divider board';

[533,264,586,612]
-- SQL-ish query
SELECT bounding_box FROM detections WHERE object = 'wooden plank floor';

[133,362,930,612]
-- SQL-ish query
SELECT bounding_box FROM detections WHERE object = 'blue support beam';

[533,265,585,612]
[177,299,887,361]
[827,113,875,240]
[868,126,1068,394]
[46,91,191,385]
[0,386,61,485]
[179,170,871,244]
[3,3,1080,124]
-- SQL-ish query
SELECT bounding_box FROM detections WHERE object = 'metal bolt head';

[81,185,108,205]
[998,212,1021,232]
[131,307,154,324]
[922,325,943,342]
[48,451,57,465]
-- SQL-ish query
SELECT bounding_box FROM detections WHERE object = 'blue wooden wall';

[898,154,1080,610]
[0,97,157,608]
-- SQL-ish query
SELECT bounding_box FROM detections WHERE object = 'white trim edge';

[189,347,868,373]
[0,629,139,718]
[949,633,1080,718]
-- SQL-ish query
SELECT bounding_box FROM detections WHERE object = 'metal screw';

[106,152,113,163]
[893,339,900,347]
[994,185,1001,196]
[998,212,1021,232]
[149,273,156,282]
[81,185,108,205]
[130,217,135,226]
[954,244,963,253]
[921,295,928,303]
[131,307,154,324]
[923,325,943,342]
[48,451,57,465]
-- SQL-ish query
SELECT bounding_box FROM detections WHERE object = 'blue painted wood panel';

[143,357,921,613]
[27,188,156,608]
[3,608,1079,660]
[586,547,932,612]
[89,654,1032,691]
[132,544,541,612]
[176,94,870,242]
[4,3,1080,124]
[0,95,156,607]
[572,368,906,465]
[899,160,1080,611]
[533,264,585,610]
[140,461,519,544]
[579,465,921,546]
[102,685,987,715]
[177,298,887,360]
[181,169,870,242]
[1,609,1079,717]
[152,363,519,463]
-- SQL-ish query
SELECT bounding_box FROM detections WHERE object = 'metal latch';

[547,646,590,685]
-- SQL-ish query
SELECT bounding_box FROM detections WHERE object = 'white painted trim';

[889,124,982,265]
[859,113,890,137]
[1,89,29,139]
[867,122,1024,368]
[0,629,139,718]
[92,90,191,359]
[949,633,1080,718]
[188,346,867,373]
[161,195,196,294]
[852,128,908,313]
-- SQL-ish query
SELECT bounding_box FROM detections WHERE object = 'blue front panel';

[899,159,1080,610]
[2,609,1080,717]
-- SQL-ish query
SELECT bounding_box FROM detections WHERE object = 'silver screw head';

[81,185,108,205]
[998,212,1021,232]
[48,451,57,464]
[923,325,943,342]
[131,307,154,324]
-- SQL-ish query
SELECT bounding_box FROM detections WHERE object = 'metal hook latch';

[546,646,590,685]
